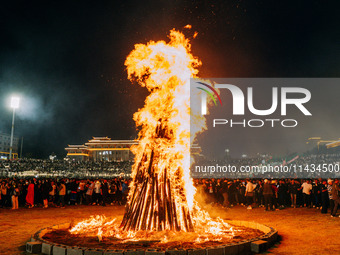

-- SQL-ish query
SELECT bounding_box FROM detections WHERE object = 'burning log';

[121,121,194,232]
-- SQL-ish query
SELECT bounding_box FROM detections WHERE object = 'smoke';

[15,96,54,122]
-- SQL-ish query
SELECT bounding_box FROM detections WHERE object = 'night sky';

[0,0,339,159]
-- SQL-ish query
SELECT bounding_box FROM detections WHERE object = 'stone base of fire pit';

[27,221,278,254]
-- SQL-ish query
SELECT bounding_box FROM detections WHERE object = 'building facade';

[0,132,19,159]
[65,137,138,162]
[66,137,202,162]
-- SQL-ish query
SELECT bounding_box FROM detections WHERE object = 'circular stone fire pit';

[27,220,278,254]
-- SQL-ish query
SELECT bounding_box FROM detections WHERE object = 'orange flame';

[125,29,203,213]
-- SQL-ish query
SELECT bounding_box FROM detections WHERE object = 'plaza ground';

[0,204,340,254]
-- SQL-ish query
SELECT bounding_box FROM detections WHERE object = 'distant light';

[11,97,20,109]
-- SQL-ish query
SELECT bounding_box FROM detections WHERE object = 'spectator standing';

[296,180,303,207]
[41,180,51,208]
[86,181,94,205]
[320,180,329,214]
[271,180,278,209]
[34,180,42,206]
[277,180,288,208]
[288,180,298,208]
[11,183,20,210]
[327,179,334,214]
[49,181,56,205]
[69,179,78,205]
[58,181,66,208]
[109,180,117,205]
[20,181,28,207]
[78,180,86,205]
[93,180,102,205]
[221,179,229,208]
[263,179,273,211]
[301,180,313,208]
[312,179,322,209]
[26,180,35,208]
[245,180,256,209]
[207,181,215,203]
[122,180,129,205]
[215,179,224,205]
[115,178,123,204]
[228,181,237,206]
[1,181,9,207]
[101,180,109,206]
[331,179,340,217]
[255,180,264,207]
[239,181,246,205]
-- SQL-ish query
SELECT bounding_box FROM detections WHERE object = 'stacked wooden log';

[120,120,194,232]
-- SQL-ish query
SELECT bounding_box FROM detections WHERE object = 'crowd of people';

[0,155,339,218]
[195,178,340,217]
[0,159,133,178]
[1,176,340,218]
[0,177,130,209]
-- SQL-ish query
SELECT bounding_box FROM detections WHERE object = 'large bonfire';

[70,28,235,243]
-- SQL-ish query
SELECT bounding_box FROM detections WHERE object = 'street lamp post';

[9,96,20,160]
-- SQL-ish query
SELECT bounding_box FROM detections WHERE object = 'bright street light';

[11,96,20,109]
[9,96,20,160]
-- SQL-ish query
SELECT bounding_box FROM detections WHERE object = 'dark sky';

[0,0,339,159]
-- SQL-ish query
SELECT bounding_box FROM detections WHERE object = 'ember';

[43,224,264,250]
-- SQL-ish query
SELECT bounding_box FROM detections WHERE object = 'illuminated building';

[65,137,138,162]
[66,137,202,162]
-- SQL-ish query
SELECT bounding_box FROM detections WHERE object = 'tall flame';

[126,29,203,213]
